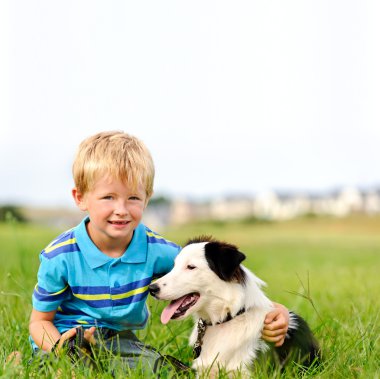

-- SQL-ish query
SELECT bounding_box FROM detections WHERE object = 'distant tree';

[0,205,27,223]
[148,195,171,206]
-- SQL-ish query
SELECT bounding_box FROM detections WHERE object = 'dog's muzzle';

[149,283,160,297]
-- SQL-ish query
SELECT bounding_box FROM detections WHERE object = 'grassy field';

[0,215,379,378]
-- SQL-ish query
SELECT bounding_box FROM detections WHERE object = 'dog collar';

[193,308,246,358]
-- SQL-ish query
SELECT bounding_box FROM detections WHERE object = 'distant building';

[18,186,380,227]
[210,196,253,221]
[166,186,380,225]
[363,190,380,215]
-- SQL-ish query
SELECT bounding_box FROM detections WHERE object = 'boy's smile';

[109,220,130,226]
[72,176,148,257]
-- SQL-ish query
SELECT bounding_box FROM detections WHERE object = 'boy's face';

[72,176,148,256]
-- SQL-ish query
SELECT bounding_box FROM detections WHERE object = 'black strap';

[154,354,192,375]
[51,326,97,367]
[193,319,208,358]
[193,307,246,358]
[202,307,246,327]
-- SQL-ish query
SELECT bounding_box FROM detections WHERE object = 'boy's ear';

[72,188,87,211]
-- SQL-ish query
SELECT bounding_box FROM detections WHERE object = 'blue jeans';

[29,327,190,377]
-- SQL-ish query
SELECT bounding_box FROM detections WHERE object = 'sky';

[1,1,380,207]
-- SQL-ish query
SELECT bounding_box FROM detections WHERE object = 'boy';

[29,131,289,373]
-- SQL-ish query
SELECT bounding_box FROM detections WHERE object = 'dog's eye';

[187,264,196,270]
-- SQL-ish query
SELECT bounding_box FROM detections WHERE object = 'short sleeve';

[32,253,70,312]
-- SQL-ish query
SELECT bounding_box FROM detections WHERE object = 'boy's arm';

[262,302,290,347]
[29,308,61,351]
[29,309,97,353]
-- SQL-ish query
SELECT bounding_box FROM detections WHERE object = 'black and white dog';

[149,237,320,377]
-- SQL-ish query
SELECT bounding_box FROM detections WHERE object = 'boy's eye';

[129,196,141,201]
[102,195,113,200]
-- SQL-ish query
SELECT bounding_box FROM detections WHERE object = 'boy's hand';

[53,326,97,354]
[53,327,76,353]
[83,326,97,345]
[262,303,289,347]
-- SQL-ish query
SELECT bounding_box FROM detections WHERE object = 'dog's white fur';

[153,242,275,376]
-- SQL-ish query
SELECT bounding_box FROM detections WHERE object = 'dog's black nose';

[149,283,160,297]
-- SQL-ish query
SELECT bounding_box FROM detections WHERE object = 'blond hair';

[72,131,155,198]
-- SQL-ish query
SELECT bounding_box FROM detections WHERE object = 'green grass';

[1,215,379,378]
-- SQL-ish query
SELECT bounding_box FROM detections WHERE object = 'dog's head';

[149,236,247,324]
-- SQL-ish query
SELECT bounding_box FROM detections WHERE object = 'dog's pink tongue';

[160,295,187,324]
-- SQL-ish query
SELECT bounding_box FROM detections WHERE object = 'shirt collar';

[74,217,148,268]
[121,223,148,264]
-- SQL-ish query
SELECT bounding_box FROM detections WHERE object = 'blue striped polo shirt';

[32,216,180,334]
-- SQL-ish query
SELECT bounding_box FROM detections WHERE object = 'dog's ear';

[204,241,246,281]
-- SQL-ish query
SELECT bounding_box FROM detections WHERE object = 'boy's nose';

[115,201,129,215]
